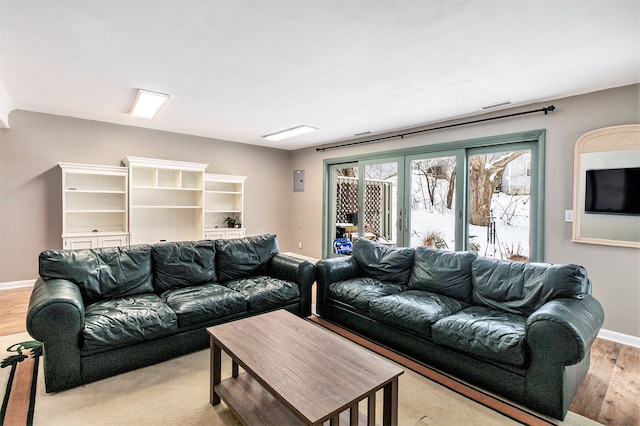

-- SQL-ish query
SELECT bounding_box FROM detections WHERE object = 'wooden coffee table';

[207,310,403,425]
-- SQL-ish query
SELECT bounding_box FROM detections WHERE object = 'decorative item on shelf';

[224,216,239,228]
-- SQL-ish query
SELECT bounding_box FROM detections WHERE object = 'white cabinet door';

[204,230,226,240]
[64,234,130,250]
[99,235,130,247]
[226,229,246,239]
[64,236,98,250]
[204,229,245,240]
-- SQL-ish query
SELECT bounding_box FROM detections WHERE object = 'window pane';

[333,166,359,255]
[364,162,398,245]
[468,150,531,261]
[409,156,456,250]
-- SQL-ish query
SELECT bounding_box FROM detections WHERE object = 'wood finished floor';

[1,286,638,425]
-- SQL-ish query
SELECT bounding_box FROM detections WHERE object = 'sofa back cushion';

[152,240,217,293]
[39,245,153,305]
[352,238,414,285]
[409,247,476,303]
[471,257,589,316]
[215,234,279,282]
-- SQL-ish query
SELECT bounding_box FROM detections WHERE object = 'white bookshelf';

[123,157,208,245]
[58,162,129,249]
[204,174,246,240]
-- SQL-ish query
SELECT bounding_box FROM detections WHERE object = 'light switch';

[564,210,574,222]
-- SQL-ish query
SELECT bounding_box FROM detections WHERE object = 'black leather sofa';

[316,238,604,420]
[26,234,315,393]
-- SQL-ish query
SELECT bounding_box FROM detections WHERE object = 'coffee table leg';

[382,377,399,426]
[232,360,239,378]
[349,402,359,425]
[367,394,376,426]
[210,338,221,406]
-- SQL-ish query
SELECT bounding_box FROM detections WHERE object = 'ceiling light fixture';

[129,89,170,119]
[263,125,318,141]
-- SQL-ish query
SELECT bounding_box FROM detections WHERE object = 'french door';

[324,132,544,261]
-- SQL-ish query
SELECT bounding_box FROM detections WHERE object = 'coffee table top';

[207,310,403,424]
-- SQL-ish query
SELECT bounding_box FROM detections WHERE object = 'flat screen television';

[585,167,640,215]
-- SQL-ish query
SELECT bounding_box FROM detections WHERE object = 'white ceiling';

[1,0,638,150]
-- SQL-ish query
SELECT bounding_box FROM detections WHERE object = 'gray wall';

[290,84,640,338]
[0,111,293,282]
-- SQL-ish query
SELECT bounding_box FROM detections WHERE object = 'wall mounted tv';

[585,167,640,215]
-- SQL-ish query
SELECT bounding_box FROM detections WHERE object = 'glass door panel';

[333,165,359,255]
[326,159,403,257]
[408,155,457,250]
[363,161,399,245]
[468,149,531,260]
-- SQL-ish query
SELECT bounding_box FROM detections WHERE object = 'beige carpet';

[1,332,600,426]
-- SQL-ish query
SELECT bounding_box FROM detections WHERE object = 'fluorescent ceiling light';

[129,89,170,119]
[263,125,318,141]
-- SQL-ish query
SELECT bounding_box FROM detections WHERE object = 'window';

[323,130,545,261]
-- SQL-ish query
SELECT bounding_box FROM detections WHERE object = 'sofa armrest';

[26,277,86,392]
[526,295,604,366]
[315,256,361,316]
[524,295,603,418]
[268,254,316,317]
[27,277,85,342]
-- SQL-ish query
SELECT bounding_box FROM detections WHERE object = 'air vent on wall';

[482,101,512,110]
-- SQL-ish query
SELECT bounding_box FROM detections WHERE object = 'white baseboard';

[0,279,36,290]
[598,329,640,348]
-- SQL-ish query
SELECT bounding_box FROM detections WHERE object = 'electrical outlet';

[298,242,303,249]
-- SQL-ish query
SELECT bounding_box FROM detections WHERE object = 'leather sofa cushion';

[352,238,414,285]
[409,247,476,303]
[215,234,279,282]
[472,257,589,316]
[82,294,177,354]
[39,245,153,305]
[152,240,217,293]
[225,276,299,312]
[161,283,246,328]
[370,290,469,338]
[431,306,527,368]
[328,277,405,313]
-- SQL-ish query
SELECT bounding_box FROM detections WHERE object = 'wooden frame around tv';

[572,124,640,248]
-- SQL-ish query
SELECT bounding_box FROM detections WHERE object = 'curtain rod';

[315,105,556,152]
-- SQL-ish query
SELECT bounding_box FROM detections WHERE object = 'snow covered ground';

[409,192,530,259]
